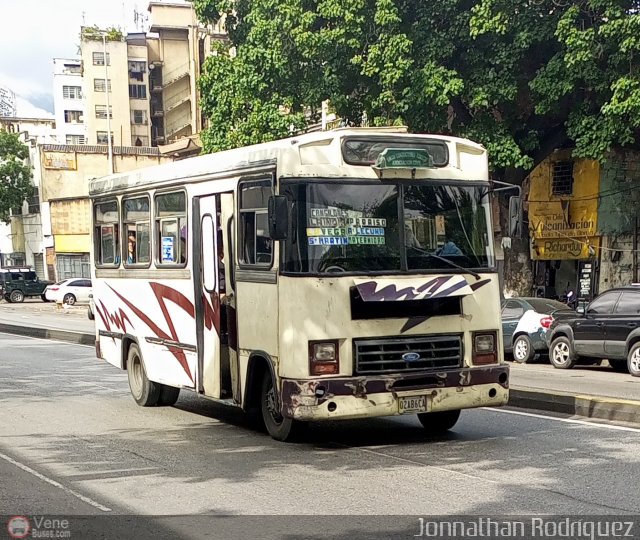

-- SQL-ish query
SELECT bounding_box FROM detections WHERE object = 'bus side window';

[239,180,272,267]
[94,200,120,266]
[123,196,150,266]
[155,191,187,266]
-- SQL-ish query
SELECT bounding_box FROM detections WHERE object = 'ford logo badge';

[402,352,421,362]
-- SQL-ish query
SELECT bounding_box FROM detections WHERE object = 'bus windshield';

[282,180,494,274]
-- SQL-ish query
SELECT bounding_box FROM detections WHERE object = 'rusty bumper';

[280,364,510,421]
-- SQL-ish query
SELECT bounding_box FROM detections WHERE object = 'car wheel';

[609,359,628,373]
[512,335,534,364]
[9,290,24,303]
[260,373,306,442]
[63,293,76,305]
[4,294,12,303]
[627,343,640,377]
[87,305,95,320]
[417,410,461,435]
[549,336,576,369]
[41,294,51,302]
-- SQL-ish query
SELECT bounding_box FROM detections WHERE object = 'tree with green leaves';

[195,0,640,292]
[0,130,33,224]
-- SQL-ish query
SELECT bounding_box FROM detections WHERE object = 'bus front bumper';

[280,364,509,421]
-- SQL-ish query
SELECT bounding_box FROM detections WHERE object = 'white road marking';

[0,452,112,512]
[486,407,640,433]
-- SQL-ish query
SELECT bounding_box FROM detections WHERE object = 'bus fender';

[243,351,278,411]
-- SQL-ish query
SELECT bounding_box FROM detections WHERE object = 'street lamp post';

[101,33,114,174]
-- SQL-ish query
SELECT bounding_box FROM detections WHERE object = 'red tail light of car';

[540,316,553,329]
[49,287,59,292]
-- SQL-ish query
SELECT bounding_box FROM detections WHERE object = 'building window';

[552,161,574,196]
[155,191,187,266]
[66,134,85,145]
[129,84,147,99]
[92,52,110,66]
[95,105,113,119]
[93,79,112,92]
[123,196,151,266]
[239,180,273,266]
[28,187,40,215]
[128,61,146,81]
[132,135,149,146]
[64,110,83,124]
[94,200,119,266]
[96,131,113,145]
[62,86,82,99]
[131,110,147,125]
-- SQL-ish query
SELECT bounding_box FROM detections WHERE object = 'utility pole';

[102,33,114,174]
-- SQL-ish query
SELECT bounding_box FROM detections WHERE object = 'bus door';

[220,192,241,403]
[193,194,224,398]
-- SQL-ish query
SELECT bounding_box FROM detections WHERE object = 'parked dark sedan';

[501,297,572,363]
[547,285,640,376]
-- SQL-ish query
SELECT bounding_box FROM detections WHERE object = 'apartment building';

[52,59,86,145]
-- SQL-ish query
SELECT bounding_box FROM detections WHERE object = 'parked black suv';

[547,285,640,376]
[0,268,52,303]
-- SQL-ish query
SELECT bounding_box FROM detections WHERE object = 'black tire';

[9,290,24,303]
[4,294,11,303]
[63,293,76,305]
[609,359,628,373]
[417,409,461,434]
[87,306,95,320]
[157,385,180,406]
[627,343,640,377]
[41,294,51,302]
[549,336,577,369]
[260,373,306,442]
[512,335,534,364]
[127,343,160,406]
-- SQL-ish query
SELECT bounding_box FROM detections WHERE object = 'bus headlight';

[473,332,497,365]
[309,340,339,375]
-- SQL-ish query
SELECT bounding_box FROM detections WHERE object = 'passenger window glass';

[502,302,524,319]
[155,192,187,265]
[239,181,272,266]
[124,196,151,266]
[614,292,640,314]
[94,201,120,266]
[587,293,620,315]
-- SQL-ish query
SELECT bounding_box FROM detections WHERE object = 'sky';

[0,0,148,117]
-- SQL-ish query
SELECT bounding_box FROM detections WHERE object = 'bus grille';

[354,335,463,374]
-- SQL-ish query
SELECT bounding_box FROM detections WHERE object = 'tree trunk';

[497,170,533,297]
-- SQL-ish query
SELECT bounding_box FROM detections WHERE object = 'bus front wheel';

[417,409,461,435]
[260,374,306,442]
[127,343,160,407]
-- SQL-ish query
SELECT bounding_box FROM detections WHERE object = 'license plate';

[399,395,428,414]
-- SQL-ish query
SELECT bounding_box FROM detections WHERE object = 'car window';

[587,292,621,315]
[526,299,570,314]
[68,280,83,287]
[614,291,640,314]
[502,300,524,319]
[80,280,92,287]
[24,272,37,281]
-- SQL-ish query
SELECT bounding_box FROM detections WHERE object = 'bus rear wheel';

[157,385,180,406]
[127,343,160,407]
[260,373,306,442]
[417,409,461,435]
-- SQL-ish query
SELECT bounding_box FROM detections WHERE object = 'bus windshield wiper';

[405,244,481,280]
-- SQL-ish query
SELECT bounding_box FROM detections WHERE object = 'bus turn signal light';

[309,340,339,376]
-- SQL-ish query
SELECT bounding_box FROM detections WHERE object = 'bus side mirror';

[268,195,288,240]
[509,196,523,238]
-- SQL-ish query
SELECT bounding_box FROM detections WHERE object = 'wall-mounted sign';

[530,237,599,260]
[43,152,77,170]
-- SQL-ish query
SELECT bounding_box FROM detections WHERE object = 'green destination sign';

[374,148,434,169]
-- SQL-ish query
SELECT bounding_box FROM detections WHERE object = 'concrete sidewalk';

[1,300,639,425]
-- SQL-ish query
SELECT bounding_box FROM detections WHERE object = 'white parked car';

[44,278,93,305]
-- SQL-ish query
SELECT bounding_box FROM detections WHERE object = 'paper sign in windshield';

[307,208,387,246]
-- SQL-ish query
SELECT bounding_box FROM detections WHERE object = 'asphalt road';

[1,333,640,538]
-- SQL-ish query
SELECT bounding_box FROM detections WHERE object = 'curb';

[0,322,94,346]
[510,387,640,425]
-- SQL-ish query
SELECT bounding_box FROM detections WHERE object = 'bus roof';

[88,128,488,197]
